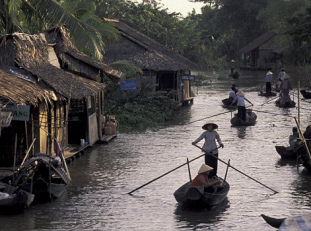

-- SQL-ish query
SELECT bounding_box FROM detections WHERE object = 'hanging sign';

[120,79,137,91]
[3,105,30,121]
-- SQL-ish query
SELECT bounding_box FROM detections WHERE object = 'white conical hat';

[236,90,245,97]
[198,164,213,174]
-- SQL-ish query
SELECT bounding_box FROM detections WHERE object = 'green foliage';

[105,91,181,132]
[0,0,119,61]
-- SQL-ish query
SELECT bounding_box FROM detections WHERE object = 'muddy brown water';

[1,70,311,230]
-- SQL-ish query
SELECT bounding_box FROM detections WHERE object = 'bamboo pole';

[298,81,300,125]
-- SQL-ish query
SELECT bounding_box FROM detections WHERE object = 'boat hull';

[275,99,296,108]
[230,111,257,126]
[275,146,297,159]
[0,182,34,213]
[173,178,229,209]
[258,92,277,97]
[14,155,70,201]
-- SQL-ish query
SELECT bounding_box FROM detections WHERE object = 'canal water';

[1,70,311,230]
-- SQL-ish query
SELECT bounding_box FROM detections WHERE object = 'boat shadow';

[174,198,230,227]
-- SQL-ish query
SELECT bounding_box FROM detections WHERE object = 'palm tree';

[0,0,119,60]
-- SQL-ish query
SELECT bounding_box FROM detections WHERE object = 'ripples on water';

[1,71,311,230]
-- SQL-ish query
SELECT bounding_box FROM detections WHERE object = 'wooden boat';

[0,181,34,213]
[275,98,296,108]
[261,214,285,228]
[222,98,236,108]
[258,91,277,97]
[275,146,297,160]
[13,154,71,201]
[173,177,230,209]
[230,109,257,126]
[300,90,311,99]
[261,213,311,230]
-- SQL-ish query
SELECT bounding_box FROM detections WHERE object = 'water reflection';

[174,199,230,229]
[236,127,247,138]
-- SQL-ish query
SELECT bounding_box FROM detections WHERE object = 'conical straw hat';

[198,164,213,174]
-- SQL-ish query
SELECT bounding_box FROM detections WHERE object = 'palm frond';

[109,60,143,78]
[29,0,115,60]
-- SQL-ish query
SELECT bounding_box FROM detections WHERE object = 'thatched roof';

[24,64,106,99]
[44,25,125,83]
[103,19,199,72]
[240,30,277,54]
[0,69,51,105]
[0,32,106,100]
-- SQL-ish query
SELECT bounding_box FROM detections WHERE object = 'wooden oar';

[127,147,221,194]
[260,95,279,106]
[193,144,278,194]
[188,111,233,124]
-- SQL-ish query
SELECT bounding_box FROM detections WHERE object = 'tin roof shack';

[0,30,119,158]
[239,30,283,71]
[102,19,199,106]
[0,69,54,166]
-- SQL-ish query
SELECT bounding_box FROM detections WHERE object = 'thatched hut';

[102,19,199,105]
[0,68,54,166]
[0,29,123,164]
[44,25,125,84]
[239,30,283,71]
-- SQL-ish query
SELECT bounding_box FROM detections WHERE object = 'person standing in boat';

[232,84,238,93]
[279,73,292,104]
[192,122,224,177]
[265,71,273,93]
[230,90,253,121]
[191,164,221,192]
[278,68,285,81]
[227,86,236,104]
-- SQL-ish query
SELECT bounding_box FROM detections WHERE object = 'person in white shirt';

[192,122,224,177]
[230,90,253,121]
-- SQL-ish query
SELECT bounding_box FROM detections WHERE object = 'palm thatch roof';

[0,32,106,100]
[44,25,125,83]
[0,69,51,105]
[240,30,277,54]
[102,19,199,72]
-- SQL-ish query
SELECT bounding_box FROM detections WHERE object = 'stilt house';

[103,19,199,105]
[0,27,124,166]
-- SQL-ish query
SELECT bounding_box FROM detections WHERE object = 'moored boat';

[173,177,230,209]
[230,109,257,126]
[13,154,71,201]
[0,181,34,213]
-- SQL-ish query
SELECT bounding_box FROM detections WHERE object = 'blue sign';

[120,79,137,91]
[181,75,195,81]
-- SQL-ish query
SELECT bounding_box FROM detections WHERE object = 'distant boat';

[261,213,311,230]
[230,109,257,126]
[0,181,34,213]
[275,146,297,160]
[222,98,236,108]
[13,154,71,201]
[300,90,311,99]
[275,99,296,108]
[258,91,277,97]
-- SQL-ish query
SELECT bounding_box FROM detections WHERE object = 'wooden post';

[298,81,300,125]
